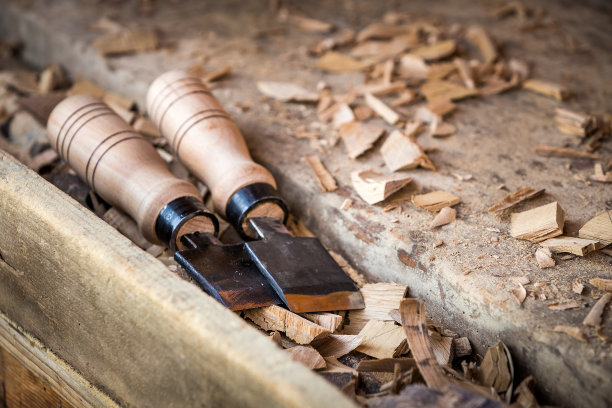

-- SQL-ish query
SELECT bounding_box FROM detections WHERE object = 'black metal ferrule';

[225,183,289,240]
[155,196,219,251]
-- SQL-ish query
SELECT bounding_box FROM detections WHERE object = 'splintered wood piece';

[547,301,581,311]
[364,92,400,125]
[356,320,409,359]
[356,23,414,42]
[316,52,373,72]
[523,79,570,101]
[590,278,612,292]
[488,187,545,213]
[356,81,406,96]
[323,356,358,374]
[555,108,596,137]
[421,80,478,102]
[431,122,456,137]
[288,15,334,33]
[409,40,456,61]
[92,28,159,56]
[343,283,408,334]
[256,81,318,103]
[553,325,586,342]
[356,358,416,373]
[510,202,565,243]
[304,155,338,192]
[535,247,555,269]
[430,335,454,365]
[329,251,367,288]
[534,145,602,160]
[269,331,282,346]
[477,341,512,394]
[38,64,65,94]
[340,122,385,159]
[540,236,603,256]
[579,210,612,246]
[399,299,450,392]
[67,80,106,98]
[454,58,475,89]
[583,293,612,327]
[351,169,413,205]
[413,191,460,212]
[398,55,429,80]
[466,26,498,63]
[590,163,612,183]
[381,129,435,172]
[512,283,527,306]
[285,346,326,370]
[332,104,356,128]
[302,312,343,333]
[427,99,456,117]
[353,105,374,121]
[106,100,135,124]
[430,207,456,228]
[202,66,232,83]
[312,334,363,358]
[244,305,330,345]
[453,337,472,358]
[308,29,355,55]
[103,92,134,111]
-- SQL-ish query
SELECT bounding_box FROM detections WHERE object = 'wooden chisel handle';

[146,70,288,238]
[47,94,218,250]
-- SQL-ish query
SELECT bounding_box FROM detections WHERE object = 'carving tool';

[47,94,281,310]
[146,70,364,313]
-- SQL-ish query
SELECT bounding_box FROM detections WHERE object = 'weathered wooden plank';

[0,151,353,408]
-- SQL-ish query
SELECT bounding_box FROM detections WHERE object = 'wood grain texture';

[46,94,214,245]
[146,70,278,215]
[0,151,354,408]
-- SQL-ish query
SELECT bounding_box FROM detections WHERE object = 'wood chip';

[340,199,353,211]
[553,325,586,342]
[285,346,326,370]
[356,23,414,42]
[512,283,527,306]
[339,121,385,158]
[523,79,570,101]
[534,145,602,160]
[304,155,337,192]
[203,66,232,83]
[409,40,456,61]
[364,92,401,125]
[288,15,334,33]
[421,80,478,102]
[453,337,472,358]
[573,280,584,295]
[555,108,596,137]
[427,99,456,117]
[356,81,406,96]
[308,29,355,55]
[540,236,603,256]
[535,247,555,269]
[316,52,373,72]
[92,28,159,56]
[302,312,343,333]
[67,80,106,98]
[583,293,612,327]
[256,81,318,103]
[590,278,612,292]
[356,320,409,359]
[430,207,456,228]
[398,55,429,80]
[351,169,413,205]
[332,104,356,128]
[343,283,408,334]
[413,191,460,212]
[323,356,357,374]
[510,202,565,243]
[466,26,498,63]
[381,129,435,172]
[399,299,450,392]
[430,335,454,365]
[579,210,612,246]
[477,341,512,394]
[431,122,456,137]
[590,163,612,183]
[244,305,330,345]
[352,105,374,121]
[356,358,416,373]
[547,301,581,311]
[133,116,161,138]
[269,331,282,346]
[312,334,363,358]
[488,187,545,213]
[454,58,475,89]
[38,64,66,94]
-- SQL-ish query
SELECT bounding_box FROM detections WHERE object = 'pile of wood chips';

[2,1,612,404]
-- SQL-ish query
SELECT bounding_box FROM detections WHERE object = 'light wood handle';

[146,70,280,215]
[47,94,216,248]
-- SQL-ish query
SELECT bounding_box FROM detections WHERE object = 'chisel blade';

[175,232,282,311]
[244,218,365,313]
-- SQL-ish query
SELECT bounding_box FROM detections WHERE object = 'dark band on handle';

[225,183,289,240]
[155,196,219,251]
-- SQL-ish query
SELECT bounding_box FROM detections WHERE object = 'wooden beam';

[0,151,353,408]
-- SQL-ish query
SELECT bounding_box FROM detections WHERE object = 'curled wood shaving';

[430,207,456,228]
[488,187,544,213]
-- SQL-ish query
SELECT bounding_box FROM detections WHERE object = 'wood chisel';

[46,94,281,310]
[146,70,365,313]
